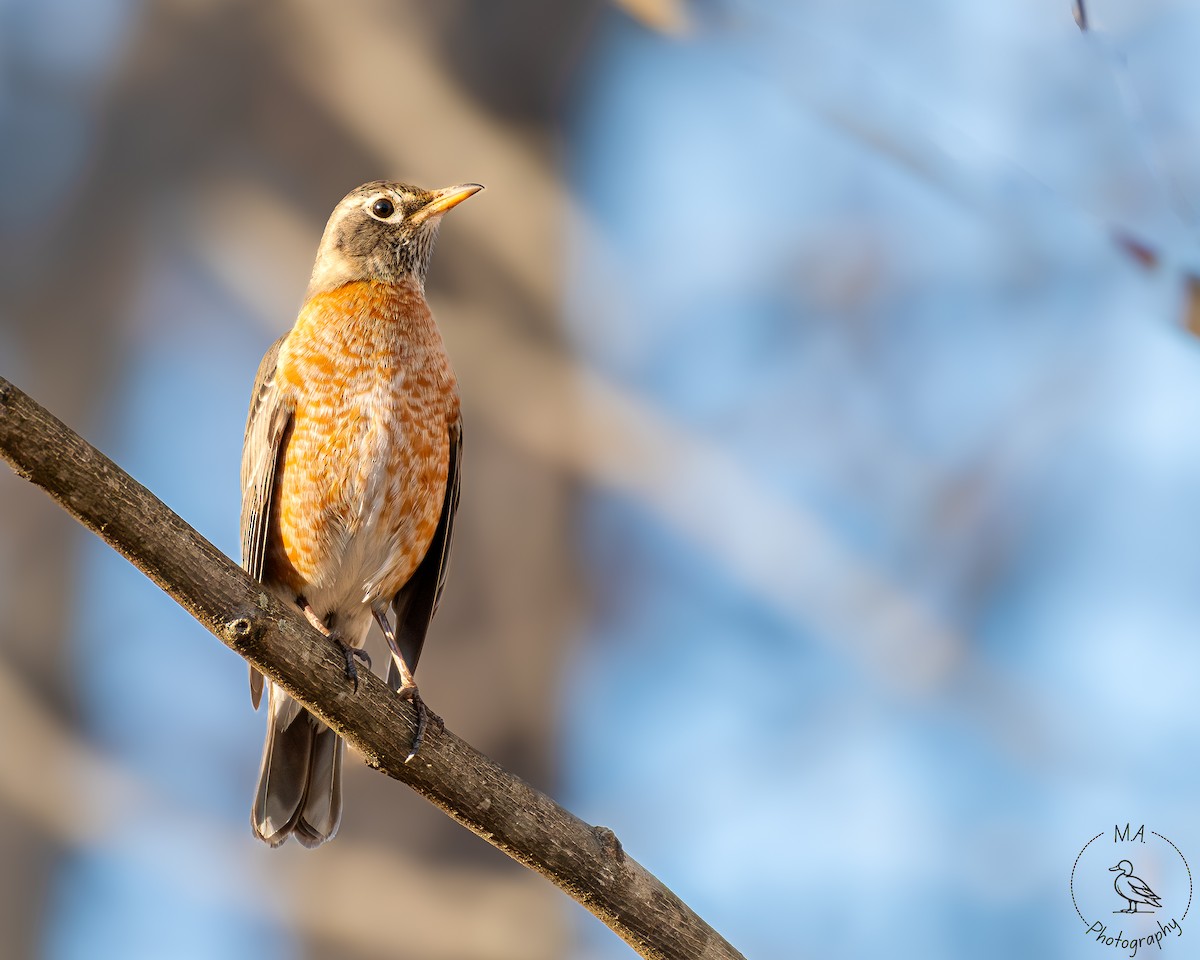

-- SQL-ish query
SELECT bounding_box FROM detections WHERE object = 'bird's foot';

[395,682,427,763]
[336,639,371,691]
[299,604,370,690]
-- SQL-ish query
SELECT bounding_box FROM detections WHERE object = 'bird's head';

[306,180,482,297]
[1110,860,1134,875]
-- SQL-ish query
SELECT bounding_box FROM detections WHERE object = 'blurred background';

[3,0,1200,957]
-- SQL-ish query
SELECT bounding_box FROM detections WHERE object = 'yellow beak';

[414,183,484,222]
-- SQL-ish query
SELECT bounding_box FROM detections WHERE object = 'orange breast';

[264,280,459,607]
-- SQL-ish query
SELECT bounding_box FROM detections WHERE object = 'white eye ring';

[368,196,397,220]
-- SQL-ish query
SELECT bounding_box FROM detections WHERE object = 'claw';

[398,688,428,762]
[336,640,370,691]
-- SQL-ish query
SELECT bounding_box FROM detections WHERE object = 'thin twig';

[1073,0,1088,32]
[0,376,744,960]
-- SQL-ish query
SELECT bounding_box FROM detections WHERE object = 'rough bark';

[0,376,745,960]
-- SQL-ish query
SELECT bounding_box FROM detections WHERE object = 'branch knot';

[224,615,259,649]
[592,824,625,863]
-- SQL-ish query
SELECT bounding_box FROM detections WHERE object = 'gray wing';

[388,417,462,684]
[240,334,292,709]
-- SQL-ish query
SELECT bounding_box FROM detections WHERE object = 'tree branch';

[0,376,744,960]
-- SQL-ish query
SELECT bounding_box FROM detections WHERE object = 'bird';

[240,179,480,847]
[1109,860,1163,913]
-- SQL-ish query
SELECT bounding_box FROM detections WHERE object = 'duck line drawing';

[1109,860,1163,913]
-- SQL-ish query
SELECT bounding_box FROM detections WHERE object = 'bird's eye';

[371,198,395,219]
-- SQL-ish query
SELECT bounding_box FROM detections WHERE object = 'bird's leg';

[302,602,370,691]
[372,607,427,762]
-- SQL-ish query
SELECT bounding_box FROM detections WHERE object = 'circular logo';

[1072,825,1191,955]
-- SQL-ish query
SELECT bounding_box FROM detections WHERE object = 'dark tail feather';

[252,687,343,847]
[294,726,343,848]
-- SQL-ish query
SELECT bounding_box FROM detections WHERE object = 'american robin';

[240,179,480,847]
